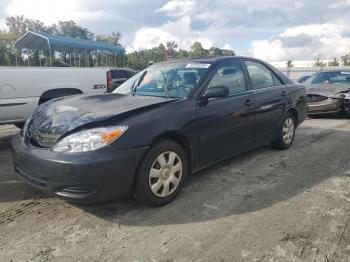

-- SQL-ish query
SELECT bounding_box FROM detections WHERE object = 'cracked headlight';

[333,93,350,99]
[52,126,128,153]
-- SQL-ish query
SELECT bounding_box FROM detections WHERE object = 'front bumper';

[307,98,349,114]
[11,135,148,203]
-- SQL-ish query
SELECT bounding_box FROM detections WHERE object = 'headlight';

[333,93,350,99]
[52,126,128,153]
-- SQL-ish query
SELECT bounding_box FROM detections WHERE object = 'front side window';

[207,60,246,94]
[113,62,210,98]
[244,61,276,89]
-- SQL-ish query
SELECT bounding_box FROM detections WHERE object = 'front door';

[196,59,255,167]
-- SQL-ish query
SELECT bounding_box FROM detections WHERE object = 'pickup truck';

[0,67,117,127]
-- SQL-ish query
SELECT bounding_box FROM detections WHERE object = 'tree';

[0,30,17,66]
[176,49,189,58]
[328,58,340,66]
[313,56,325,67]
[190,42,208,57]
[208,47,223,56]
[341,54,350,66]
[221,49,235,56]
[286,60,294,67]
[6,15,49,41]
[96,32,122,46]
[49,21,94,40]
[165,41,178,58]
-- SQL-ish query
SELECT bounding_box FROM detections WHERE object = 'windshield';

[305,71,350,86]
[113,62,211,98]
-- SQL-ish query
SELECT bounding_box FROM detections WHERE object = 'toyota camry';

[12,56,307,206]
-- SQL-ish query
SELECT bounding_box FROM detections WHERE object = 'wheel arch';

[38,88,83,105]
[150,131,192,169]
[286,107,299,126]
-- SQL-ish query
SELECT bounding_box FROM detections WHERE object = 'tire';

[271,112,296,150]
[134,140,188,207]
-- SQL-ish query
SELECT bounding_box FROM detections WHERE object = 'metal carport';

[15,31,125,67]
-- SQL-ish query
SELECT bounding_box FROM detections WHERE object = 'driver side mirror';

[202,86,229,99]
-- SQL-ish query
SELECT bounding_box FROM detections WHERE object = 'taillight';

[107,71,113,92]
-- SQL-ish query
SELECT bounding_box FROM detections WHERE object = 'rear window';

[111,70,128,79]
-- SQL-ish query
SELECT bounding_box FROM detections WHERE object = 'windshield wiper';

[161,70,170,98]
[131,70,147,96]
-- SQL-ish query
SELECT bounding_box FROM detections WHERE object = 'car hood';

[306,84,350,97]
[27,93,178,139]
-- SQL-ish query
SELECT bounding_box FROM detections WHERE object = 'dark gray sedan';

[305,70,350,114]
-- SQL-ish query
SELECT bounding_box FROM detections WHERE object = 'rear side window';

[307,71,350,85]
[207,60,246,94]
[111,70,128,79]
[244,61,280,89]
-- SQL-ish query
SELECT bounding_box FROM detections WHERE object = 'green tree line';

[0,15,235,69]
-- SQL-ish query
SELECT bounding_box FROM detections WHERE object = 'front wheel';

[134,140,188,206]
[272,112,296,149]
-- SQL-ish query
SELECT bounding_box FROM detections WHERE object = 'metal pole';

[39,50,42,67]
[48,44,52,67]
[15,49,18,66]
[124,53,126,67]
[87,50,89,67]
[27,49,30,67]
[69,52,72,66]
[114,52,116,67]
[61,47,64,62]
[85,49,87,67]
[74,48,76,67]
[105,51,108,66]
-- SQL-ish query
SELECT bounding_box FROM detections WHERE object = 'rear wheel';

[272,112,296,149]
[134,140,188,206]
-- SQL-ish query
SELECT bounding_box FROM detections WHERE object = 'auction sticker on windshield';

[185,63,211,69]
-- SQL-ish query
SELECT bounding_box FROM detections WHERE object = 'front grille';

[306,94,328,103]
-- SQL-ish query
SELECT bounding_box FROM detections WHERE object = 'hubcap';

[282,117,294,144]
[149,151,183,198]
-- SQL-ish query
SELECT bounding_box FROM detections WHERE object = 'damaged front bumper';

[308,97,350,114]
[11,134,148,203]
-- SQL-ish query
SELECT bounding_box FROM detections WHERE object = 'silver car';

[305,70,350,114]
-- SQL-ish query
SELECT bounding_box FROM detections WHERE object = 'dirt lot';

[1,117,350,262]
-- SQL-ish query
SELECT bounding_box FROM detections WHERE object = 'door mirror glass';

[202,86,229,99]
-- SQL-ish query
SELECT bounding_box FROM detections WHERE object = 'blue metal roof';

[15,31,125,53]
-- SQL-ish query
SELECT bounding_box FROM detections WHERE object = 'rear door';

[196,59,255,166]
[243,60,288,143]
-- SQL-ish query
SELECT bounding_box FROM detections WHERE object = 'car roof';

[154,56,256,65]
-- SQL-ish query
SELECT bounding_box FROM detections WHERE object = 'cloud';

[156,0,196,17]
[130,15,213,51]
[1,0,350,59]
[249,23,350,61]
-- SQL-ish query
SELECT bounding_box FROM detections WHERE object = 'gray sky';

[1,0,350,61]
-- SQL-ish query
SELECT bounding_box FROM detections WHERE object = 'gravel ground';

[1,117,350,262]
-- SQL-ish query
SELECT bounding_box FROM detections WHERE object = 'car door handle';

[244,99,252,107]
[281,91,287,97]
